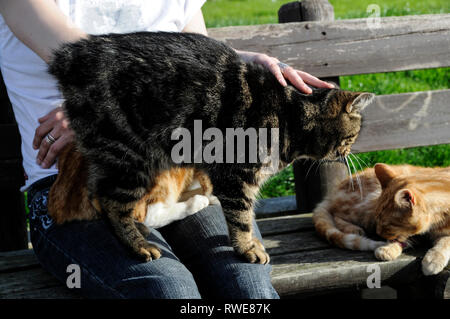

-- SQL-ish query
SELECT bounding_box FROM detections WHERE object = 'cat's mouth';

[390,239,408,249]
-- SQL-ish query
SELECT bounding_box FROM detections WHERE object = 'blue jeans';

[28,175,279,299]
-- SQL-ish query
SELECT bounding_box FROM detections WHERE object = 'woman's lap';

[28,175,279,299]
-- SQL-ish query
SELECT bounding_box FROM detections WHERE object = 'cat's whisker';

[349,153,368,197]
[305,160,318,179]
[343,156,354,191]
[348,155,363,199]
[314,159,324,176]
[353,153,370,169]
[350,153,365,172]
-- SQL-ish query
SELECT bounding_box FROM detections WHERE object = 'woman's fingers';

[297,70,334,89]
[39,133,72,169]
[33,107,64,149]
[267,61,288,87]
[281,66,312,94]
[36,129,58,167]
[33,105,73,168]
[33,118,54,150]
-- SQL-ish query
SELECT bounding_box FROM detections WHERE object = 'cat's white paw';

[208,195,221,206]
[422,249,448,276]
[186,195,210,214]
[374,243,402,261]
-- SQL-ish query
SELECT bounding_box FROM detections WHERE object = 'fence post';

[278,0,348,213]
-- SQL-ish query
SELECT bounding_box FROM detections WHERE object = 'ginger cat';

[313,163,450,275]
[48,143,218,236]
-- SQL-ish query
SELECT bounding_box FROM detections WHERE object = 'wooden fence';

[210,1,450,212]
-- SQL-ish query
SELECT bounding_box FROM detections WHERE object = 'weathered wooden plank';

[257,213,314,236]
[4,285,81,299]
[353,89,450,153]
[0,249,39,273]
[264,230,328,256]
[209,14,450,77]
[270,248,425,297]
[428,268,450,299]
[0,267,79,299]
[0,189,27,252]
[254,195,297,218]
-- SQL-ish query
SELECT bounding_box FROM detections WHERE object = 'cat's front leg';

[95,170,161,262]
[225,204,269,265]
[211,174,269,265]
[374,241,403,261]
[422,235,450,276]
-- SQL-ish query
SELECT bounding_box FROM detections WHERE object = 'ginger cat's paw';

[239,238,270,265]
[134,240,161,262]
[374,242,402,261]
[422,249,448,276]
[186,194,210,214]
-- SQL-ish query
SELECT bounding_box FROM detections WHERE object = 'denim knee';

[211,263,279,299]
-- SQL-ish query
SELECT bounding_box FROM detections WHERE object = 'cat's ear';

[395,189,416,208]
[374,163,396,189]
[346,92,375,113]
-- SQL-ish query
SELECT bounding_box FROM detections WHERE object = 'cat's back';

[49,32,239,89]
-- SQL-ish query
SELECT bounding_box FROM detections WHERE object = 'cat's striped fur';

[313,163,450,275]
[48,32,373,263]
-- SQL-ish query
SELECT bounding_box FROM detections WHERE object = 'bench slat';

[353,89,450,153]
[264,231,327,256]
[209,14,450,77]
[0,250,39,273]
[0,267,79,299]
[257,213,314,236]
[254,195,298,218]
[270,248,424,297]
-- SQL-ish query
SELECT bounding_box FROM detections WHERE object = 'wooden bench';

[1,0,449,298]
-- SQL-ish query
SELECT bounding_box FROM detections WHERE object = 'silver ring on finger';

[45,133,57,145]
[277,62,290,72]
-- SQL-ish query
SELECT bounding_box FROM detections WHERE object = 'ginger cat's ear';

[345,92,375,113]
[374,163,396,189]
[395,189,416,208]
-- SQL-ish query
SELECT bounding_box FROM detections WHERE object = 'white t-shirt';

[0,0,206,191]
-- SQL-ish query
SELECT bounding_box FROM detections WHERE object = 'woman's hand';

[235,50,334,94]
[32,106,74,169]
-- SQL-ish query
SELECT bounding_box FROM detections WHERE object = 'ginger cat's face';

[374,164,430,244]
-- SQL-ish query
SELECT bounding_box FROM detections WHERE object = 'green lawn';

[202,0,450,198]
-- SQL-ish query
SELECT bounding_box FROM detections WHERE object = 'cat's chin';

[389,239,408,249]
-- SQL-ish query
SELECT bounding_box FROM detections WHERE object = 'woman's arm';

[0,0,87,63]
[182,9,208,36]
[183,9,333,94]
[0,0,85,168]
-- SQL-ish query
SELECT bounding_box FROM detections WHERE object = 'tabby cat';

[48,142,217,233]
[313,163,450,275]
[48,31,374,263]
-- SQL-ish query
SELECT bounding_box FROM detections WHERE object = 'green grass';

[203,0,450,27]
[202,0,450,198]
